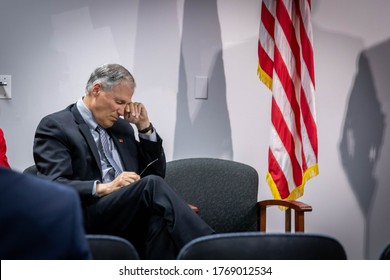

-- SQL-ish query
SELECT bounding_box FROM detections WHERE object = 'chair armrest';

[258,199,312,212]
[257,199,312,232]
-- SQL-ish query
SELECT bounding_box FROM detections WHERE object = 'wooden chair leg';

[285,208,291,232]
[259,207,267,232]
[295,211,305,232]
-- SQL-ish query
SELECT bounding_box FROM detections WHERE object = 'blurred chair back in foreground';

[87,235,139,260]
[23,165,38,175]
[379,243,390,260]
[177,232,347,260]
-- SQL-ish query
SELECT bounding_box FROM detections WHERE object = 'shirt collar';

[76,97,98,130]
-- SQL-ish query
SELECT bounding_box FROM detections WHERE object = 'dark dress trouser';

[84,175,214,259]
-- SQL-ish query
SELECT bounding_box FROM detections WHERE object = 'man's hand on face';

[124,102,151,131]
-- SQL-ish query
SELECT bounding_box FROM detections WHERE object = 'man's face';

[92,81,134,128]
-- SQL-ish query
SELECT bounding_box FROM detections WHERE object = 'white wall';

[1,0,389,259]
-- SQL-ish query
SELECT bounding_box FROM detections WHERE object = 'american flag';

[258,0,318,200]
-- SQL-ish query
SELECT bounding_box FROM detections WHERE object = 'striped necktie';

[96,126,122,178]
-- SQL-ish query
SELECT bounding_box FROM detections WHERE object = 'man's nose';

[118,104,126,116]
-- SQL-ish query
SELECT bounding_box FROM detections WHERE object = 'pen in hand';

[139,158,159,176]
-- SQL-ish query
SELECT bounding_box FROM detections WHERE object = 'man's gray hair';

[86,64,136,92]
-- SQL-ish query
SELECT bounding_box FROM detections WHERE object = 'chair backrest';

[165,158,259,233]
[177,232,347,260]
[23,165,38,175]
[86,234,139,260]
[379,243,390,260]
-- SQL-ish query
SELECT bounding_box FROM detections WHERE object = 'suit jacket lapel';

[70,105,102,175]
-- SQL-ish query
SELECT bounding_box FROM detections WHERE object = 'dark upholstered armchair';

[165,158,259,233]
[165,158,313,233]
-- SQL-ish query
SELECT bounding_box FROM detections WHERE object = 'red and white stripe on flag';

[258,0,318,200]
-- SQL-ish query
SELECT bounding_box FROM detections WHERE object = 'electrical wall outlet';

[0,75,12,99]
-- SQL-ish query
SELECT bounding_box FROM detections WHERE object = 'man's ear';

[91,83,101,97]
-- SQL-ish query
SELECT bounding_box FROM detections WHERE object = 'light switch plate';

[0,75,12,99]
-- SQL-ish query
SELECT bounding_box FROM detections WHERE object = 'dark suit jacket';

[0,167,91,259]
[33,103,166,206]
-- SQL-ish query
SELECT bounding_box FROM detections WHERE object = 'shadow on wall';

[339,41,388,258]
[133,0,180,90]
[339,51,385,219]
[173,0,233,160]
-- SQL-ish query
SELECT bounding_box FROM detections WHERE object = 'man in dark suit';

[33,63,214,259]
[0,167,91,259]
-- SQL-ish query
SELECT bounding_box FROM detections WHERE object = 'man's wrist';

[138,122,153,134]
